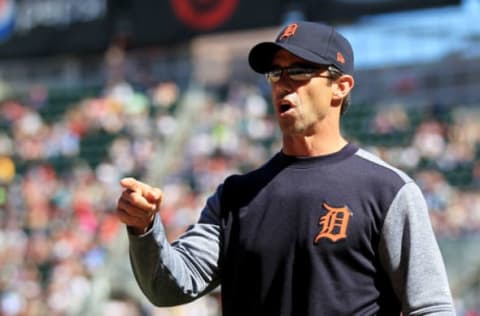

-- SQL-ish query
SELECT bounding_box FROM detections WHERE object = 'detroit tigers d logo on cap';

[278,23,298,41]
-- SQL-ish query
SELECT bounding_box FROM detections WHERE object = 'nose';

[271,76,295,96]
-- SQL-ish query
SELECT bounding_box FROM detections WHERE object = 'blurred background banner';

[0,0,109,57]
[0,0,461,58]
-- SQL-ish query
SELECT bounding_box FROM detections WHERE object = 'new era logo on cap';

[248,21,354,75]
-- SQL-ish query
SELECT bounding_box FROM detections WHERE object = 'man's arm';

[379,181,456,315]
[117,178,223,306]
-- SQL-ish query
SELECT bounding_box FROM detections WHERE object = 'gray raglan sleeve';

[379,181,456,315]
[127,189,223,307]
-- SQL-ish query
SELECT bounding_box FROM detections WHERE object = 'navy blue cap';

[248,21,354,75]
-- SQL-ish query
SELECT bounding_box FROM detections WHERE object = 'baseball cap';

[248,21,354,75]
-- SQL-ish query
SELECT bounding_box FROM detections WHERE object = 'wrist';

[128,220,154,236]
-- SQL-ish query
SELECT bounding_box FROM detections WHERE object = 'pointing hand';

[116,177,163,235]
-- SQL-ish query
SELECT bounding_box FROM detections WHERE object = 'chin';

[280,124,307,136]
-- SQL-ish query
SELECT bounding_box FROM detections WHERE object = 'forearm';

[128,214,221,306]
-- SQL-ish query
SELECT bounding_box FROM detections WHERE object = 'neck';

[281,121,347,157]
[282,135,348,157]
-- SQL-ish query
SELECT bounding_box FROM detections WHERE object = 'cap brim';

[248,42,332,74]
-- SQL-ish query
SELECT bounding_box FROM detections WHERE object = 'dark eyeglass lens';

[288,68,315,80]
[266,67,324,83]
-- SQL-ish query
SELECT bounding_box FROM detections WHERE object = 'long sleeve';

[127,190,223,307]
[379,181,455,315]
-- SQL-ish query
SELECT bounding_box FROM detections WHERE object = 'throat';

[282,135,348,157]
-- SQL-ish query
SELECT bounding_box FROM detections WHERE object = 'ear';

[332,75,354,101]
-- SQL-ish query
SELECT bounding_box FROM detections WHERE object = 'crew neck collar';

[277,143,358,168]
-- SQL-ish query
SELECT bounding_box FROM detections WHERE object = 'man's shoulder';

[352,147,413,185]
[220,153,284,210]
[224,152,284,185]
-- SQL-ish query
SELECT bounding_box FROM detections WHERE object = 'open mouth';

[278,101,293,114]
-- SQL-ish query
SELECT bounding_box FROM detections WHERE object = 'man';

[116,21,455,315]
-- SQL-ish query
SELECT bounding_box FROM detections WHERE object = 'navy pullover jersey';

[128,144,455,316]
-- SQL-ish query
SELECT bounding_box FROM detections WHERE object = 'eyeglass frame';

[265,65,343,84]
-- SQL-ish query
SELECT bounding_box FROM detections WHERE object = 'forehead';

[271,49,308,67]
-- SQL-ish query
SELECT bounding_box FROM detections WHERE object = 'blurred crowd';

[0,70,479,315]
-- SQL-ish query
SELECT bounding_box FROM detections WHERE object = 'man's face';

[269,49,336,136]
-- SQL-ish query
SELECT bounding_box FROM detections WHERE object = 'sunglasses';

[265,65,340,84]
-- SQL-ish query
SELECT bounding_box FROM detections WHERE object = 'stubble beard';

[278,106,319,137]
[279,116,320,140]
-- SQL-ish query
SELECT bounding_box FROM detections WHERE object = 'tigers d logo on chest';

[314,202,352,243]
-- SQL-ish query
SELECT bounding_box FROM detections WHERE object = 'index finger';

[120,177,162,202]
[120,177,149,193]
